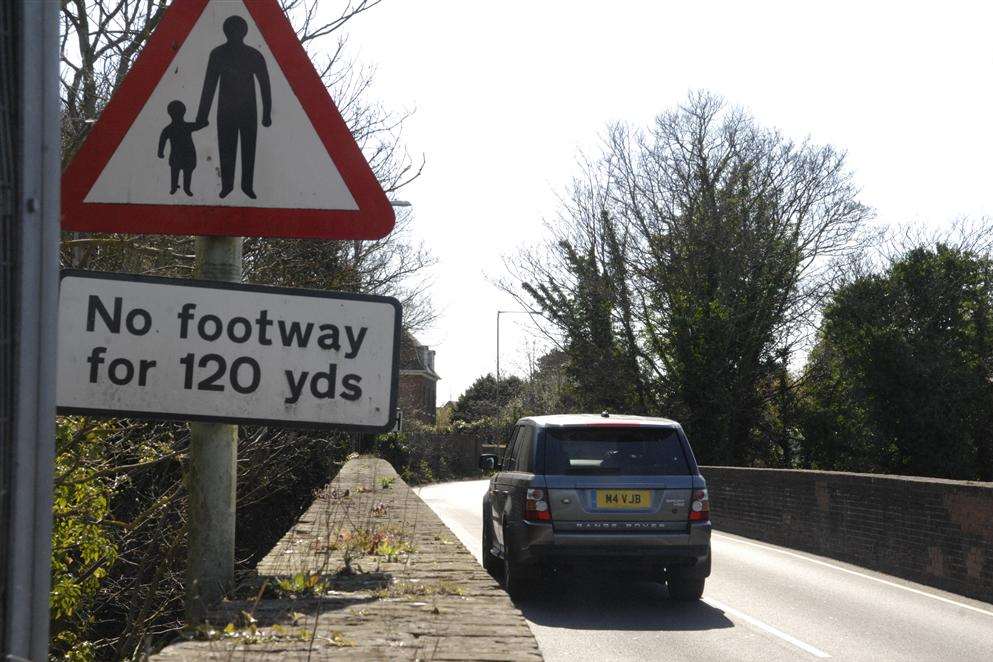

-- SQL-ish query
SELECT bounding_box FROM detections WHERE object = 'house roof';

[399,330,440,381]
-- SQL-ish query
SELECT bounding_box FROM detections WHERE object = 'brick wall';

[701,466,993,604]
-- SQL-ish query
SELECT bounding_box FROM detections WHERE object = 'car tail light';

[688,489,710,522]
[524,488,552,522]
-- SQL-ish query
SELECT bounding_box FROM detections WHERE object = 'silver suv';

[480,414,711,600]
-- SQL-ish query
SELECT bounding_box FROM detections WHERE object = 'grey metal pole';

[496,310,532,383]
[496,310,501,382]
[185,236,242,622]
[4,1,61,658]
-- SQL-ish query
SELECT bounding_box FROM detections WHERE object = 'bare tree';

[243,208,437,330]
[508,91,874,464]
[504,159,659,411]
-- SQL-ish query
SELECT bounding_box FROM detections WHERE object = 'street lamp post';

[496,310,531,423]
[347,197,409,455]
[496,310,531,383]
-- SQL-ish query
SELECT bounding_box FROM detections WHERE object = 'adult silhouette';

[195,15,272,199]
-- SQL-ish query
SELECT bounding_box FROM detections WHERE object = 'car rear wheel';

[503,554,535,601]
[501,532,537,600]
[482,502,501,578]
[667,572,705,601]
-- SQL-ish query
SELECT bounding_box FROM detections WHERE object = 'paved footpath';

[154,458,541,661]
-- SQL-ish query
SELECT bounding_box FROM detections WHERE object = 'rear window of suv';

[543,426,691,475]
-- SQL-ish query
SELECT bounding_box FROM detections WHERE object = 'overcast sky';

[338,0,993,402]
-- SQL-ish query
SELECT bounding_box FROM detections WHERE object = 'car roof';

[519,413,681,428]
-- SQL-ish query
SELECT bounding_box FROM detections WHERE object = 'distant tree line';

[482,91,993,483]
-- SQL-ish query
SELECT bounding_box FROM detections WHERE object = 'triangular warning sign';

[62,0,395,240]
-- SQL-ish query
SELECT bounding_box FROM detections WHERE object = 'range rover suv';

[480,414,711,600]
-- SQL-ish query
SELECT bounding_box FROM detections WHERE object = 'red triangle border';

[61,0,395,240]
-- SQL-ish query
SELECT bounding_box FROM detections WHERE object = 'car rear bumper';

[506,520,712,576]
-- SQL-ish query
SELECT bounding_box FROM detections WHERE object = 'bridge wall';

[154,458,541,660]
[701,466,993,604]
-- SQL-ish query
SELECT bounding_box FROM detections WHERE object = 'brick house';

[398,331,440,426]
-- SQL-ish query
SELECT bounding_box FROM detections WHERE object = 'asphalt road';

[416,479,993,662]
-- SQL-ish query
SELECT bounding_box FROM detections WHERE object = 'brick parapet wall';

[154,458,541,660]
[701,466,993,604]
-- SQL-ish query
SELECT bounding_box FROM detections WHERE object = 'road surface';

[416,479,993,662]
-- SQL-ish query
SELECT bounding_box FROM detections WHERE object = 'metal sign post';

[187,236,241,618]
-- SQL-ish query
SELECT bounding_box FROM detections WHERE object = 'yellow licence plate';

[595,490,651,509]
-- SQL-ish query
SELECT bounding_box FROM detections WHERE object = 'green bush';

[51,418,119,661]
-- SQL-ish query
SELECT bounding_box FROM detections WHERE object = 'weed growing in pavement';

[374,580,466,599]
[186,613,311,647]
[324,631,354,647]
[373,536,416,562]
[275,572,327,598]
[323,486,351,500]
[318,526,416,573]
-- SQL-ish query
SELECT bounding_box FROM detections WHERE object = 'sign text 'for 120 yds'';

[57,272,400,430]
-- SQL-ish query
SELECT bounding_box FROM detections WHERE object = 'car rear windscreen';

[543,426,691,475]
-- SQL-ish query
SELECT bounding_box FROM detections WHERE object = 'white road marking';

[713,533,993,618]
[704,597,831,658]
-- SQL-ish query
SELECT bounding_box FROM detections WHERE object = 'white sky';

[338,0,993,402]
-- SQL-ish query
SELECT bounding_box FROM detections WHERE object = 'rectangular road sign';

[57,271,400,431]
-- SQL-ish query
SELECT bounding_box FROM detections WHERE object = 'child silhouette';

[157,100,198,196]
